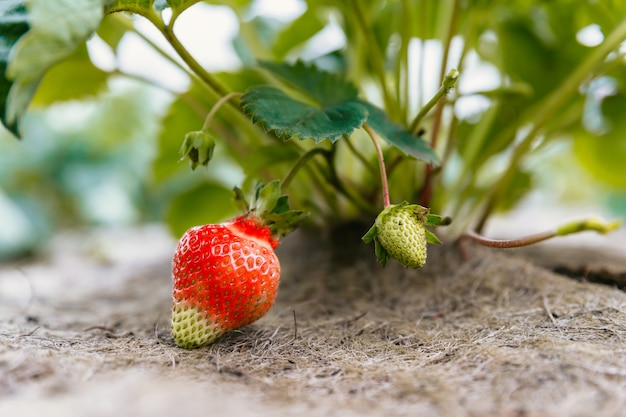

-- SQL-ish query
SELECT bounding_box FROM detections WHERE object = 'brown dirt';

[1,224,625,417]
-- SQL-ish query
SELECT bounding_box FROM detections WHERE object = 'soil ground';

[1,224,625,417]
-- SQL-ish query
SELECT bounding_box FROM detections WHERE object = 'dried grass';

[0,226,625,417]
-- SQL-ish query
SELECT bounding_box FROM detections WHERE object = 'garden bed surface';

[1,225,625,417]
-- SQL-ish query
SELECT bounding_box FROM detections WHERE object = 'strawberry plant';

[1,0,624,346]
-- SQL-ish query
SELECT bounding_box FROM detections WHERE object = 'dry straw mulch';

[1,225,625,417]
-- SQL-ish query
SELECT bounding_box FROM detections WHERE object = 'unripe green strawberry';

[363,203,445,269]
[376,204,427,268]
[172,216,280,349]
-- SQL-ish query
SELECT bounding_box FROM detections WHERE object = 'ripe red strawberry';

[171,181,306,349]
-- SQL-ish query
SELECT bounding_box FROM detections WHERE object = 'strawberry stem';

[364,123,391,208]
[202,92,242,131]
[409,68,460,135]
[461,230,555,248]
[461,217,622,248]
[281,148,329,189]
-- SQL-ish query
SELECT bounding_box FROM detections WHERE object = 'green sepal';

[374,237,390,267]
[236,180,308,240]
[232,186,250,213]
[425,213,452,227]
[362,223,390,267]
[255,180,281,216]
[272,195,290,214]
[179,130,216,170]
[361,223,378,244]
[425,229,442,245]
[263,209,308,239]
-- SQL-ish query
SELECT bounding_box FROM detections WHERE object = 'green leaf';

[242,144,300,176]
[487,4,586,104]
[30,44,109,105]
[573,83,626,188]
[258,60,359,106]
[214,68,266,93]
[96,13,131,51]
[495,169,532,212]
[153,0,167,11]
[0,1,29,135]
[241,85,368,143]
[233,15,280,66]
[152,96,205,182]
[8,0,104,83]
[105,0,155,16]
[358,100,439,164]
[272,9,326,59]
[3,0,104,136]
[161,0,203,23]
[166,182,238,238]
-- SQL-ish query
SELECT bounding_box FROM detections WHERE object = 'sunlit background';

[1,0,624,260]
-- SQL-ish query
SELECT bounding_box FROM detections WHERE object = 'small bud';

[179,131,215,170]
[443,68,460,93]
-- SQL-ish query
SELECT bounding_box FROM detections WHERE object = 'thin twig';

[363,123,390,207]
[281,148,328,189]
[202,92,242,131]
[461,230,556,248]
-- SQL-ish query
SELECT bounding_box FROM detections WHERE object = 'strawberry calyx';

[234,180,308,243]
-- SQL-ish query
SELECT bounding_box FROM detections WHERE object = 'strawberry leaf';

[258,60,359,106]
[2,0,104,137]
[0,1,29,136]
[153,0,203,23]
[105,0,155,16]
[253,61,438,163]
[167,182,238,237]
[31,44,109,105]
[359,100,439,164]
[241,85,368,143]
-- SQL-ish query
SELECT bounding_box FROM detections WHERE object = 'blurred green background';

[2,0,626,259]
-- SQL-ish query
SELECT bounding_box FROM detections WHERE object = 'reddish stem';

[461,230,556,248]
